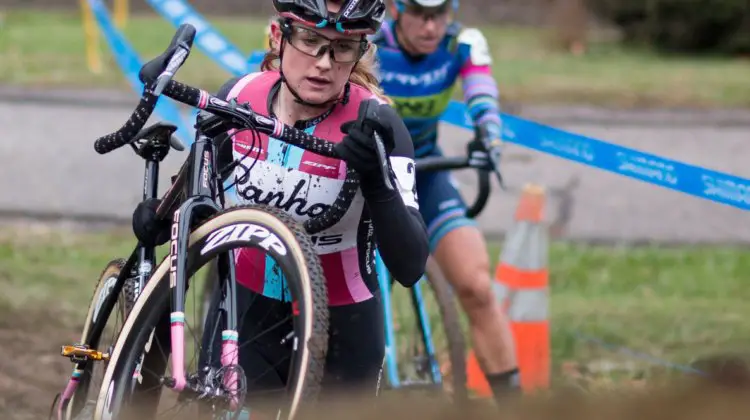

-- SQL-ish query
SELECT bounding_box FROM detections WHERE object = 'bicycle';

[50,22,394,420]
[376,143,498,403]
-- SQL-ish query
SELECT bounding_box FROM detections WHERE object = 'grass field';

[1,9,750,108]
[2,222,749,392]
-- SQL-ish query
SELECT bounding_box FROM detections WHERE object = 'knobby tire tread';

[425,266,468,404]
[235,204,329,402]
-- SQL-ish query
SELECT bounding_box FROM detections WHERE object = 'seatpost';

[133,140,167,295]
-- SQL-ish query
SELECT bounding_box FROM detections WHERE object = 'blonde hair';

[261,19,392,105]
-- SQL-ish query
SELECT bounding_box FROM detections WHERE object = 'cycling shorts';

[416,147,479,252]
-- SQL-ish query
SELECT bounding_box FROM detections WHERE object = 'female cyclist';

[201,0,429,407]
[369,0,521,403]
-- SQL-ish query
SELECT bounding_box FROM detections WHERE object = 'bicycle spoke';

[237,315,293,352]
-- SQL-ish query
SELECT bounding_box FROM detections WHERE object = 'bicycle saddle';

[133,122,185,152]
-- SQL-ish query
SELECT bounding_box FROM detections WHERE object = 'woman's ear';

[269,20,282,52]
[388,0,399,18]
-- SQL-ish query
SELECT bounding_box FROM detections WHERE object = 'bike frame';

[377,255,444,388]
[376,149,493,391]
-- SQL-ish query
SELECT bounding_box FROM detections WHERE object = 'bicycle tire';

[92,204,329,420]
[57,258,137,420]
[422,258,468,404]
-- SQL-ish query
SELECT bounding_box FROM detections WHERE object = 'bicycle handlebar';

[414,155,491,219]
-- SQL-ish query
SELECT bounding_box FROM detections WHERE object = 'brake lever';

[372,131,394,191]
[486,143,506,190]
[356,99,393,192]
[152,45,190,97]
[471,135,505,190]
[149,23,197,97]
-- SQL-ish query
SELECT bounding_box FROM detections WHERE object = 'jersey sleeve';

[387,120,419,210]
[457,27,503,140]
[363,103,428,287]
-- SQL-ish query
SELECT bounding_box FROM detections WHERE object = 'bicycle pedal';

[60,344,110,363]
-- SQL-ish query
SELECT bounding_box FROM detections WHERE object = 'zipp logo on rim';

[201,222,288,256]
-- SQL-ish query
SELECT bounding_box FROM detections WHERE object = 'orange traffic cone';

[465,349,491,397]
[465,183,551,396]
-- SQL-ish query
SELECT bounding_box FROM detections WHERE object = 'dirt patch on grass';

[0,305,82,420]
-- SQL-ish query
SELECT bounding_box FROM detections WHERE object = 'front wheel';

[92,204,329,420]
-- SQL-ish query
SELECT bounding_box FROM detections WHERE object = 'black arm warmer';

[366,190,429,288]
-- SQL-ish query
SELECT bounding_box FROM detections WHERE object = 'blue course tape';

[116,0,750,212]
[442,101,750,212]
[87,0,196,144]
[145,0,262,74]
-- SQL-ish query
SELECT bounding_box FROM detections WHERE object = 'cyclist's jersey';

[215,71,420,307]
[370,20,503,157]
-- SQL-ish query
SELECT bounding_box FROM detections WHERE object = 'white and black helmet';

[393,0,458,12]
[273,0,387,35]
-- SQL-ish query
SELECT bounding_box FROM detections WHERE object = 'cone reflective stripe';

[465,184,550,397]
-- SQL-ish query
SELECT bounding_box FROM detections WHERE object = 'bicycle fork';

[166,189,241,409]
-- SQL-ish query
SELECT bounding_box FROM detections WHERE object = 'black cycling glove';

[336,99,408,201]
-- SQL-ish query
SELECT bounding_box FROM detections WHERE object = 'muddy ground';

[3,301,750,420]
[0,307,85,420]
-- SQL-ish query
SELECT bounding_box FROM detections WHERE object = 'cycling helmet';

[273,0,386,35]
[393,0,459,12]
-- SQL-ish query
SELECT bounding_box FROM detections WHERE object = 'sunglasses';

[284,24,368,63]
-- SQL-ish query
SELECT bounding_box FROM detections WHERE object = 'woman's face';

[270,20,365,105]
[396,3,452,55]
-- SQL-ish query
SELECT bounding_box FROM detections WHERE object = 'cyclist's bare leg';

[432,225,519,398]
